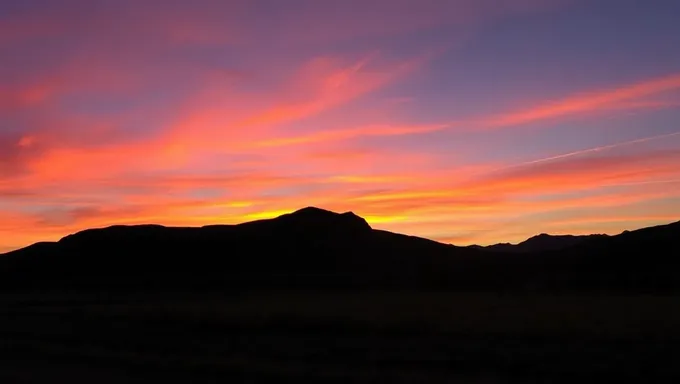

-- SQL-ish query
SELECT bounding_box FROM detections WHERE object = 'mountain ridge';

[1,207,679,293]
[471,233,611,253]
[4,206,672,256]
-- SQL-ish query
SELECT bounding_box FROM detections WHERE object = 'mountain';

[1,207,679,293]
[472,233,609,253]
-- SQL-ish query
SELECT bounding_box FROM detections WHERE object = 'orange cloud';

[144,52,433,166]
[548,214,680,228]
[482,73,680,128]
[256,123,449,148]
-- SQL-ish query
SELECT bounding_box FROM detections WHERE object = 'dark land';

[1,207,679,382]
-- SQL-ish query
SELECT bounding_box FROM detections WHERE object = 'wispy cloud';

[255,123,448,148]
[233,73,680,150]
[482,73,680,128]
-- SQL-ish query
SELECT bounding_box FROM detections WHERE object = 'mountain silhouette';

[472,233,610,253]
[1,207,679,293]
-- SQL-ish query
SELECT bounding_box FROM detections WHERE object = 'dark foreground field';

[2,292,679,383]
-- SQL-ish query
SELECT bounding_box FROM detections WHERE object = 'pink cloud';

[481,73,680,128]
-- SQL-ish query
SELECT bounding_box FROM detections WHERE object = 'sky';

[2,0,680,252]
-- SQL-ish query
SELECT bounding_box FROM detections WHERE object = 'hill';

[471,233,609,253]
[1,207,679,293]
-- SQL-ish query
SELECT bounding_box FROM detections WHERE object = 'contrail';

[503,130,680,170]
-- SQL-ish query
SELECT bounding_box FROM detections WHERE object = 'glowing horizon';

[2,0,680,252]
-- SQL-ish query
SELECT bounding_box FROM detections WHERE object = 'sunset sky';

[2,0,680,252]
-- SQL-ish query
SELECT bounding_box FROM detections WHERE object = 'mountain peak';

[280,207,372,232]
[289,206,339,217]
